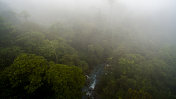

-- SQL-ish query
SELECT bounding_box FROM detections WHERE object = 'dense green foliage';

[96,52,176,99]
[0,13,86,98]
[47,63,85,98]
[0,5,176,99]
[0,53,85,98]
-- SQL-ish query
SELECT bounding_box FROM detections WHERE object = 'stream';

[82,64,105,99]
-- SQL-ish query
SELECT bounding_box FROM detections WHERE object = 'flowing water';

[82,64,104,99]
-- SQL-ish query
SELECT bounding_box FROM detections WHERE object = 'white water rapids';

[82,64,104,99]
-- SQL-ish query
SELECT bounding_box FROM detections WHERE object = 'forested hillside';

[0,0,176,99]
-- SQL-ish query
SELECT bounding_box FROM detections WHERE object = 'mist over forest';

[0,0,176,99]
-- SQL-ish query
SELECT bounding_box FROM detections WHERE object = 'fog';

[1,0,176,43]
[1,1,176,98]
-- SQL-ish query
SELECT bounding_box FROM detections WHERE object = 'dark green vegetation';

[1,3,176,99]
[0,16,86,98]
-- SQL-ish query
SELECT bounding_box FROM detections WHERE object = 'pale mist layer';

[0,0,176,44]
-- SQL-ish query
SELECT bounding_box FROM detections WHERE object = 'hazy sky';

[1,0,175,16]
[0,0,176,41]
